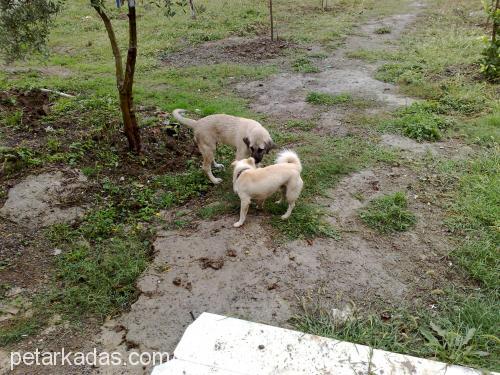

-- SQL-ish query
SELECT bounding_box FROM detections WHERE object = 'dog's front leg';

[234,197,251,227]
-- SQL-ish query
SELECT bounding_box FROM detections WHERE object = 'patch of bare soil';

[234,11,421,123]
[161,37,295,67]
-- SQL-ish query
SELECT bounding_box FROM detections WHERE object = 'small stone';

[258,344,265,350]
[0,304,19,315]
[6,286,24,297]
[226,249,237,257]
[172,277,182,286]
[53,248,62,256]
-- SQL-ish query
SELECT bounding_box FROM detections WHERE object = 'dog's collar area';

[236,167,251,180]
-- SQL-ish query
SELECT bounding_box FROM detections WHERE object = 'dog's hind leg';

[275,186,286,204]
[281,178,303,219]
[234,197,251,227]
[213,160,225,169]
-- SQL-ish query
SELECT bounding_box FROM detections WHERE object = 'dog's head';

[243,133,275,164]
[231,157,256,183]
[231,157,256,170]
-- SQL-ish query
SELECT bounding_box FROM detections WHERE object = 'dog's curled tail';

[276,149,302,172]
[173,109,198,129]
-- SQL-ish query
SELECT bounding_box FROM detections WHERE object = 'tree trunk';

[269,0,274,41]
[492,0,499,43]
[188,0,196,19]
[122,0,141,153]
[92,1,141,153]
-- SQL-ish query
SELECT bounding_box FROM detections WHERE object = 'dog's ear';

[247,157,256,167]
[243,137,250,148]
[231,160,238,167]
[265,141,277,153]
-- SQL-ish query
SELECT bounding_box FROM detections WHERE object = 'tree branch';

[93,5,124,88]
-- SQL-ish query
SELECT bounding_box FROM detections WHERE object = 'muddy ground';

[1,1,480,374]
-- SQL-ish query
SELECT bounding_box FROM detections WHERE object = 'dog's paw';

[213,163,225,170]
[275,199,282,204]
[280,214,290,220]
[212,177,223,184]
[233,222,244,228]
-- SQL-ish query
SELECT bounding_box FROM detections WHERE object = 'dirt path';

[96,2,469,373]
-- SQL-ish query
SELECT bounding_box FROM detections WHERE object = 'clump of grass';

[375,63,424,84]
[268,203,338,240]
[374,25,391,34]
[0,109,23,127]
[292,292,499,371]
[292,57,320,73]
[382,102,451,141]
[284,119,316,131]
[346,49,383,62]
[458,111,499,147]
[444,154,499,290]
[359,192,416,233]
[49,233,149,318]
[306,92,352,105]
[197,201,232,219]
[0,318,42,346]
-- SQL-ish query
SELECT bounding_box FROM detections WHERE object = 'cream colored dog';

[232,150,303,227]
[173,109,274,184]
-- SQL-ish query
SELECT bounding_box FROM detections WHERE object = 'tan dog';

[173,109,274,184]
[231,150,303,227]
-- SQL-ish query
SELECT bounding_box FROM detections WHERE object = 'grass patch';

[457,110,499,147]
[306,92,352,105]
[292,57,320,73]
[0,318,42,346]
[268,203,338,240]
[283,119,316,131]
[49,233,150,318]
[381,102,452,141]
[197,201,232,219]
[346,49,387,62]
[292,291,500,371]
[443,153,499,291]
[374,25,391,34]
[359,192,416,233]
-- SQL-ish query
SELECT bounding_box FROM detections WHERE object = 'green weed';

[292,57,320,73]
[374,26,391,34]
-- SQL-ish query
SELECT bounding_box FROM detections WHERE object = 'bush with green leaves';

[480,0,500,81]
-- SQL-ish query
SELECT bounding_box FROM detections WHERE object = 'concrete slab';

[152,313,494,375]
